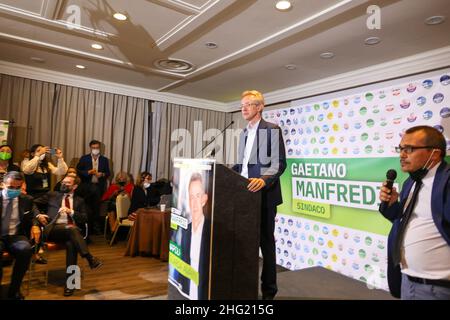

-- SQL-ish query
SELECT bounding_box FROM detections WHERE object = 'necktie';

[392,180,423,266]
[1,199,13,236]
[65,195,74,226]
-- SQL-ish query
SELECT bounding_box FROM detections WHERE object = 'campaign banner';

[168,158,215,300]
[263,69,450,290]
[0,120,9,145]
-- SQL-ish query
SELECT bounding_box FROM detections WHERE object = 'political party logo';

[353,235,361,244]
[366,119,375,128]
[434,125,444,133]
[322,124,330,132]
[308,115,315,122]
[365,93,374,101]
[287,240,293,248]
[297,107,303,114]
[291,128,297,135]
[332,254,338,262]
[301,138,307,145]
[440,107,450,118]
[318,114,324,121]
[283,129,289,136]
[337,111,343,118]
[352,147,360,155]
[323,102,330,110]
[343,232,349,239]
[344,123,350,130]
[407,113,417,123]
[372,253,380,263]
[354,122,362,130]
[318,237,325,246]
[373,132,380,141]
[314,126,321,133]
[329,136,335,144]
[290,108,295,115]
[433,93,444,104]
[298,128,304,135]
[372,105,380,114]
[322,226,329,235]
[286,139,291,146]
[283,110,288,116]
[295,242,301,250]
[352,263,360,271]
[292,231,298,238]
[284,250,289,257]
[332,147,338,155]
[354,96,361,104]
[314,104,321,111]
[288,219,293,226]
[400,99,411,109]
[338,243,343,251]
[349,135,357,143]
[364,145,373,154]
[332,229,339,237]
[308,259,314,266]
[309,235,315,243]
[319,137,326,144]
[313,225,320,232]
[377,240,385,250]
[296,221,302,229]
[312,248,319,256]
[393,116,402,125]
[277,112,281,118]
[327,241,334,249]
[342,147,348,154]
[364,264,374,273]
[441,75,450,85]
[300,233,306,241]
[360,107,367,115]
[288,149,293,156]
[378,91,386,99]
[358,249,366,259]
[300,117,306,124]
[286,119,291,126]
[332,100,339,108]
[339,136,345,143]
[385,104,394,112]
[296,149,301,156]
[279,120,285,127]
[406,83,417,93]
[332,124,340,131]
[365,236,373,246]
[321,251,329,259]
[293,118,298,125]
[286,262,292,269]
[377,145,384,153]
[305,106,312,113]
[361,133,369,141]
[417,96,426,106]
[313,148,320,155]
[344,98,350,105]
[322,147,329,155]
[327,112,334,120]
[392,88,401,96]
[422,79,433,89]
[342,258,347,266]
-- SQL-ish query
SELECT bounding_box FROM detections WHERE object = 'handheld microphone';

[195,121,234,158]
[379,169,397,213]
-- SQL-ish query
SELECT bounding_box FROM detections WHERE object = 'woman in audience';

[22,144,68,199]
[128,172,160,221]
[19,149,30,172]
[0,144,20,184]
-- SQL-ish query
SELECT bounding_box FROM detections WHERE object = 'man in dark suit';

[379,125,450,299]
[0,171,40,300]
[232,90,286,300]
[76,140,110,235]
[34,175,103,296]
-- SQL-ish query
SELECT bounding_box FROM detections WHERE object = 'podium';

[168,159,261,300]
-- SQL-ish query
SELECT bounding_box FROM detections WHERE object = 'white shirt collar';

[246,119,261,131]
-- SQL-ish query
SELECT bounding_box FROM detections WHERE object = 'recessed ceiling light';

[285,64,297,70]
[276,0,292,11]
[320,52,335,59]
[154,59,195,73]
[76,65,86,69]
[425,15,446,25]
[91,43,103,50]
[365,36,381,45]
[30,57,45,63]
[113,12,127,21]
[205,42,218,49]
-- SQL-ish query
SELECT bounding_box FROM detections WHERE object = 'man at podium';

[232,90,287,300]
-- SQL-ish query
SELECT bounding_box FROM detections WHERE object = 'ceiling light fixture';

[205,42,218,49]
[285,64,297,70]
[424,15,446,25]
[76,64,86,69]
[113,13,127,21]
[320,52,335,59]
[91,43,103,50]
[364,36,381,45]
[276,0,292,11]
[30,57,45,63]
[154,58,195,73]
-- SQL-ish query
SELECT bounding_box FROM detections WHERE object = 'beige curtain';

[151,101,233,180]
[52,85,149,182]
[0,74,56,156]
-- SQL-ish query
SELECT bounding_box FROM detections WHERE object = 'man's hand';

[30,226,41,244]
[37,214,49,226]
[95,171,103,178]
[128,212,137,221]
[58,207,72,215]
[379,182,399,207]
[88,169,97,175]
[247,178,266,192]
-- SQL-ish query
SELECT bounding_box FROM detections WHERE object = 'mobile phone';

[50,148,57,155]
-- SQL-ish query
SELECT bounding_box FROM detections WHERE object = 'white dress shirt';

[56,193,75,224]
[241,119,261,179]
[401,162,450,280]
[189,214,205,300]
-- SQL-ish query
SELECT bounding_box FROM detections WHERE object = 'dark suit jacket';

[0,194,40,238]
[381,161,450,298]
[33,191,88,238]
[128,185,161,215]
[179,219,211,300]
[76,154,110,191]
[232,119,287,208]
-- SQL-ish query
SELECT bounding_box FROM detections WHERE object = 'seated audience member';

[102,172,134,232]
[34,175,103,297]
[128,172,160,221]
[22,144,68,199]
[0,145,21,185]
[0,171,40,300]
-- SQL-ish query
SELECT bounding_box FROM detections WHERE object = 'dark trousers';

[0,235,32,297]
[46,224,90,269]
[260,202,277,297]
[84,182,103,232]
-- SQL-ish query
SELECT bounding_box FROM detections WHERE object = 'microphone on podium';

[379,169,397,213]
[205,145,221,158]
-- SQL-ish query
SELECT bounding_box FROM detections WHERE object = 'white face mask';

[39,154,46,161]
[91,149,100,156]
[143,182,151,189]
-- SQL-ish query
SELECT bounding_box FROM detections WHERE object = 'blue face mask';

[6,188,21,199]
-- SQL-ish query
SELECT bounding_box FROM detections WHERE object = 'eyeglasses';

[240,102,259,109]
[395,145,434,154]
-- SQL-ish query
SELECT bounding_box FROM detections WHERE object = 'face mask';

[60,184,72,193]
[6,188,21,199]
[0,152,12,161]
[143,182,151,189]
[39,154,46,161]
[91,149,100,156]
[409,149,437,182]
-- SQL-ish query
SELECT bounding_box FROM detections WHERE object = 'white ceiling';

[0,0,449,110]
